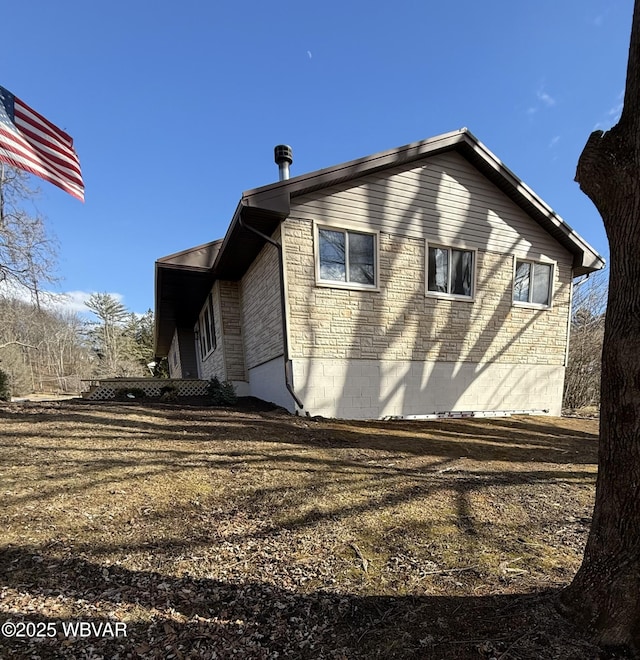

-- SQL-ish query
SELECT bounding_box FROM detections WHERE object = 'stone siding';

[283,218,571,366]
[240,233,284,370]
[219,281,246,381]
[199,283,225,381]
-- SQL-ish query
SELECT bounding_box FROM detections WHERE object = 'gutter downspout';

[237,214,305,413]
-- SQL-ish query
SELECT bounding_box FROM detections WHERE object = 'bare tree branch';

[0,340,39,351]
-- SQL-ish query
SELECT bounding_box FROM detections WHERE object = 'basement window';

[513,259,553,307]
[316,226,378,289]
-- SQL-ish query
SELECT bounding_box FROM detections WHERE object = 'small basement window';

[513,259,553,307]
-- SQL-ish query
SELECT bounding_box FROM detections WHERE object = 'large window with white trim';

[197,295,216,359]
[426,244,475,299]
[513,259,553,307]
[317,226,377,288]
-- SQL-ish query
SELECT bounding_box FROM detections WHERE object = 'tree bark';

[559,2,640,653]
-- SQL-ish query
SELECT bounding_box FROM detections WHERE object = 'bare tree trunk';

[560,1,640,652]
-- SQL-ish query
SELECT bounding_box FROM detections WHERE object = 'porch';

[81,378,209,400]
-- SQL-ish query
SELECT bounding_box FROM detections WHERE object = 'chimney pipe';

[274,144,293,181]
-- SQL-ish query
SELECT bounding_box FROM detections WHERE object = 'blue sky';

[1,0,632,315]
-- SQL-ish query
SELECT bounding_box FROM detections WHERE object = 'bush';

[159,385,178,402]
[0,369,10,401]
[114,387,147,401]
[207,377,237,405]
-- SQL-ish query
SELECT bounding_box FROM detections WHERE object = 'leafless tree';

[563,269,607,410]
[0,165,58,303]
[0,295,93,396]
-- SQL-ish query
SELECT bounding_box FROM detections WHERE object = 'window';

[513,260,553,307]
[317,227,377,287]
[198,295,216,358]
[426,245,475,298]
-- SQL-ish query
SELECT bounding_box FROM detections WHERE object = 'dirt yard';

[0,398,601,658]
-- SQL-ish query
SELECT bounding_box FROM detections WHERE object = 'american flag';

[0,85,84,202]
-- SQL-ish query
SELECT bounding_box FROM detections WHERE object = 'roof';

[238,128,604,275]
[154,128,605,356]
[154,241,221,355]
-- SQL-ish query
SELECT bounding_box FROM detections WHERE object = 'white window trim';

[425,241,477,302]
[197,294,217,360]
[512,257,555,309]
[314,222,380,291]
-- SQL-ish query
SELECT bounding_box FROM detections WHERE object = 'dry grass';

[0,399,601,658]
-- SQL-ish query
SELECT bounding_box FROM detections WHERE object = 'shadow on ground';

[0,548,600,659]
[0,398,599,466]
[0,400,604,658]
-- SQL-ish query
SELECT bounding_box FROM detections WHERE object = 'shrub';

[0,369,10,401]
[114,387,147,401]
[207,377,237,405]
[159,385,178,402]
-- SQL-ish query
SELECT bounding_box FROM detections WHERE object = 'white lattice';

[83,379,209,400]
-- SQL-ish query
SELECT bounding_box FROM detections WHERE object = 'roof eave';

[241,129,604,274]
[154,258,217,357]
[242,129,469,205]
[210,200,288,280]
[455,135,605,274]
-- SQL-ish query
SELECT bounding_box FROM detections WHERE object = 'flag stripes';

[0,86,84,201]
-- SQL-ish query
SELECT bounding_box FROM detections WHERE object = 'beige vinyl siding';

[290,151,571,264]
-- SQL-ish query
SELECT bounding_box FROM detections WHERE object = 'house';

[154,129,605,419]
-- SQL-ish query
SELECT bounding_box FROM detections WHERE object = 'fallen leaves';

[349,543,369,574]
[0,400,601,658]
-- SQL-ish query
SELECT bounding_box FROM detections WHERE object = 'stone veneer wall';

[199,281,247,383]
[282,218,571,418]
[219,281,246,381]
[199,283,225,381]
[239,230,284,370]
[194,237,283,391]
[283,219,571,365]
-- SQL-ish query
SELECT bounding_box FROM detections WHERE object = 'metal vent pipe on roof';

[274,144,293,181]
